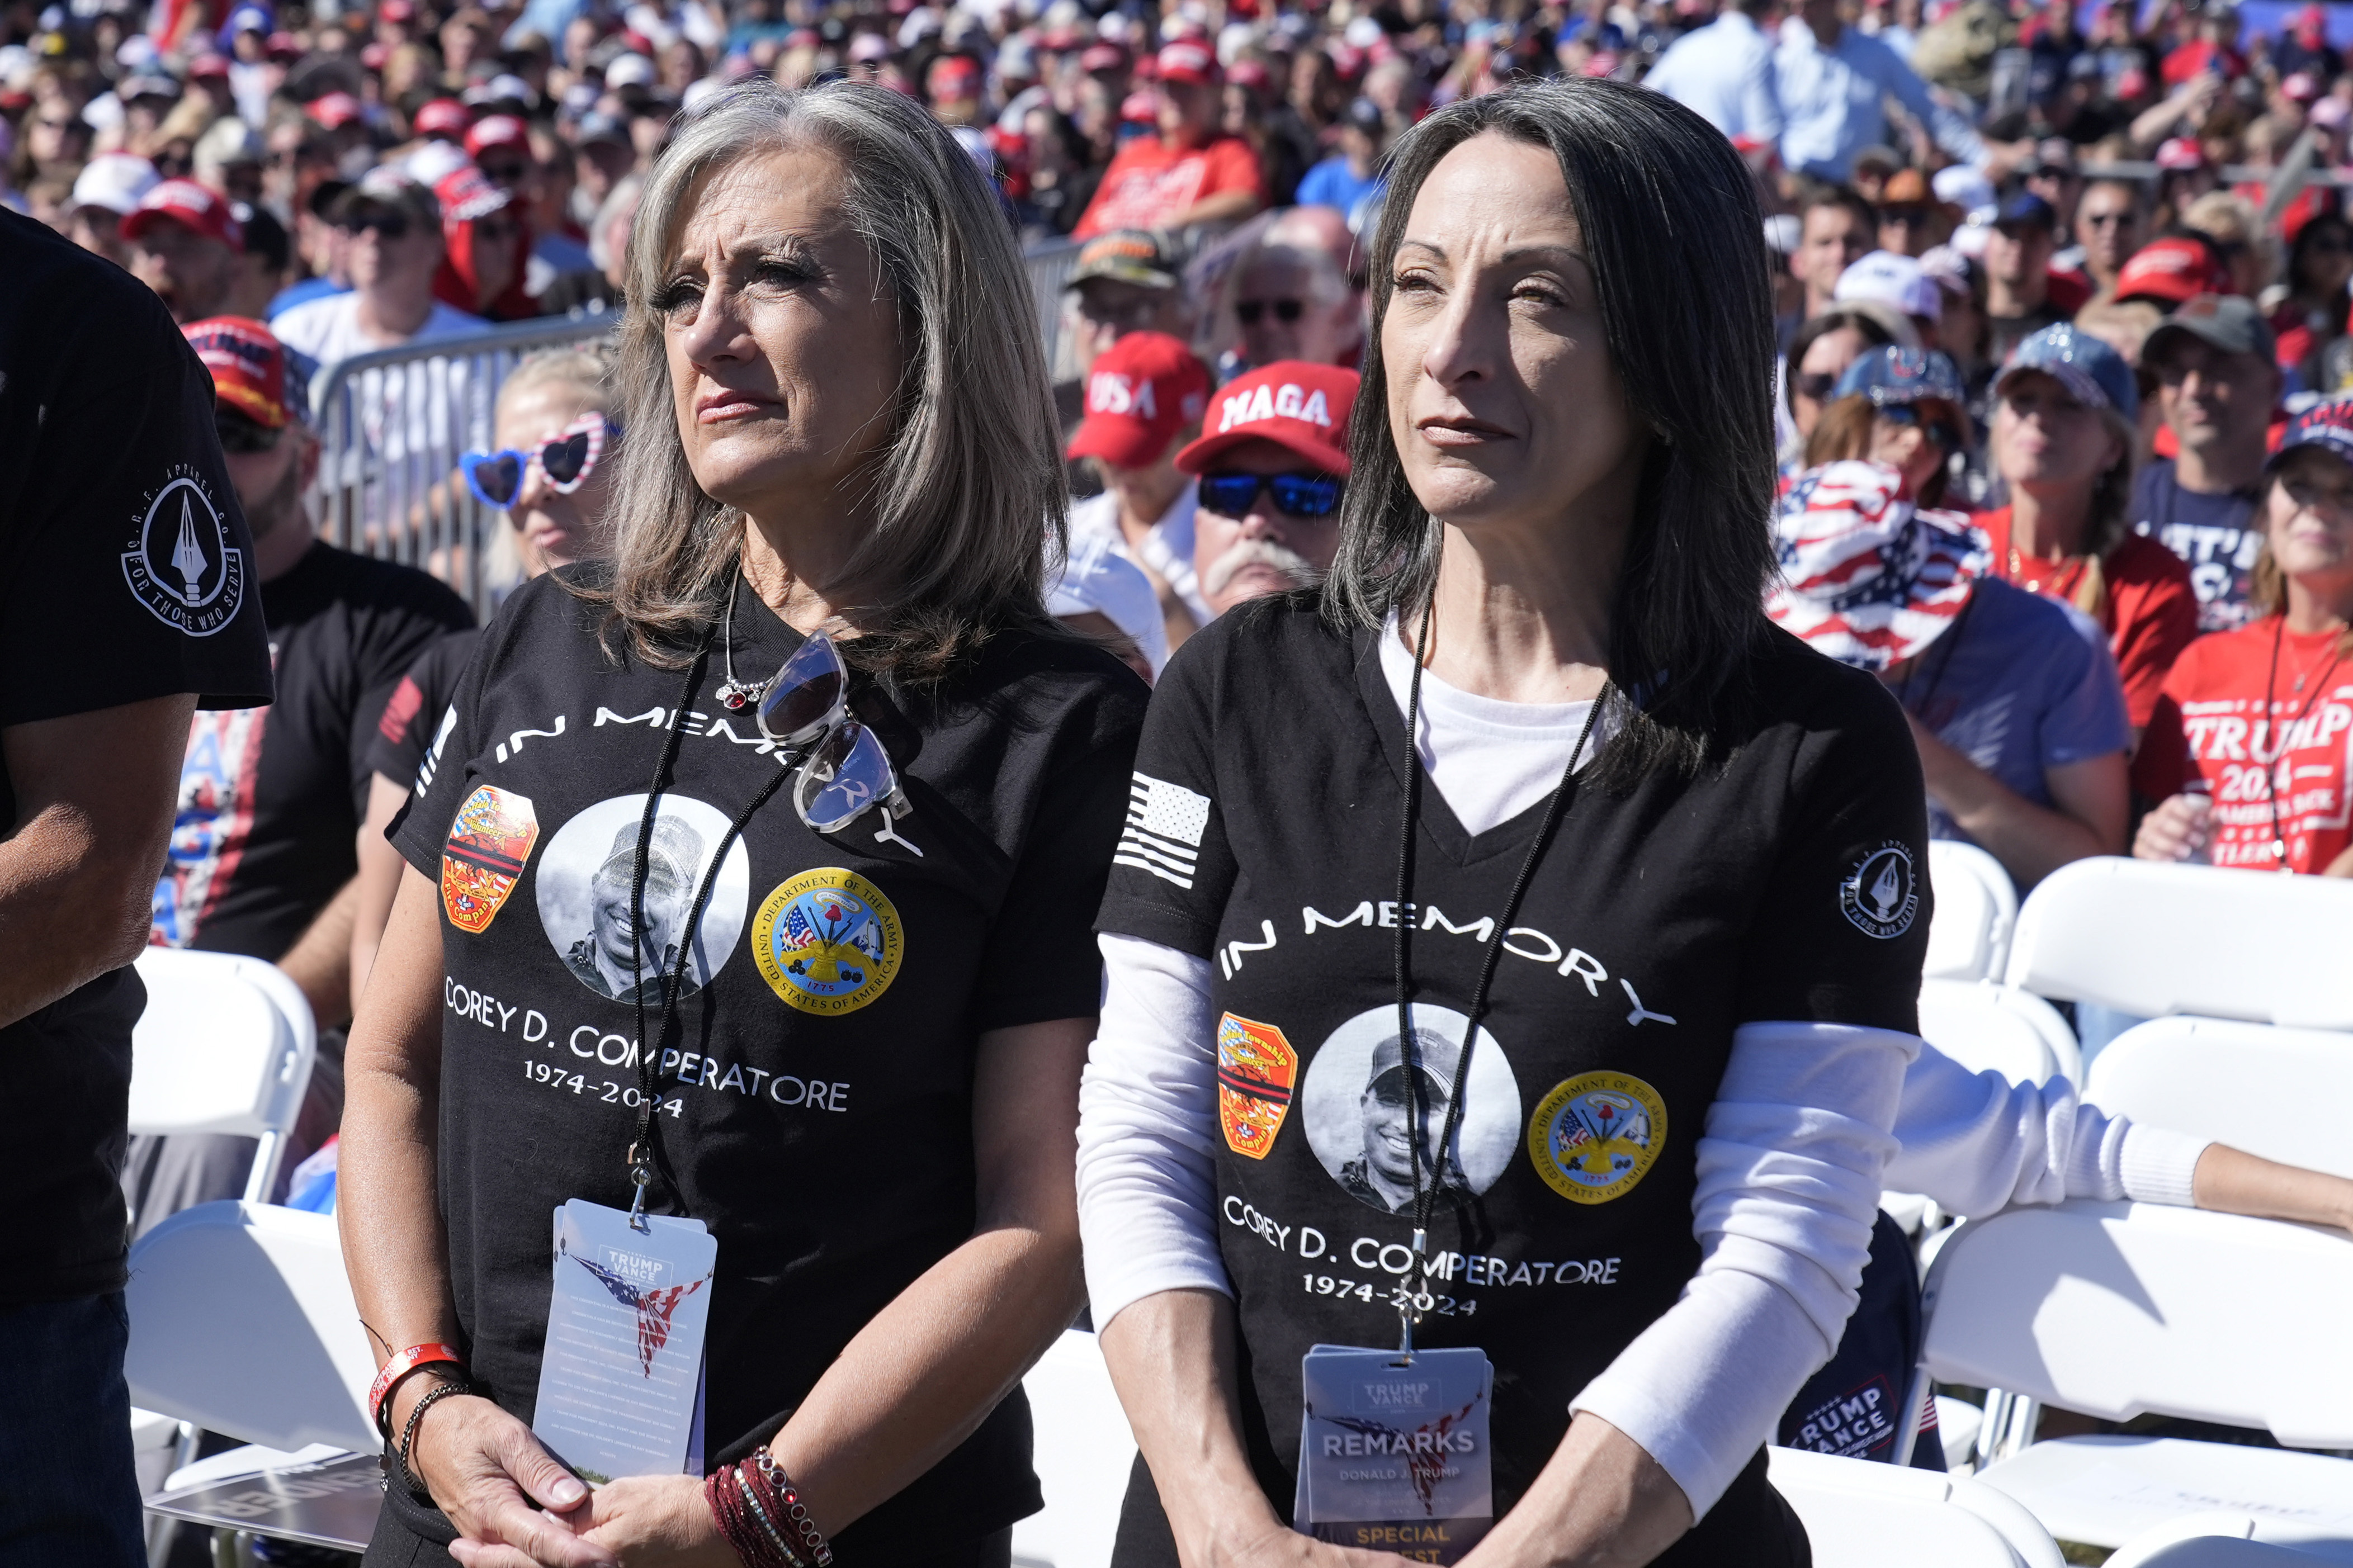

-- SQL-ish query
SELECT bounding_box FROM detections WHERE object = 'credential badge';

[1839,841,1919,939]
[121,471,247,636]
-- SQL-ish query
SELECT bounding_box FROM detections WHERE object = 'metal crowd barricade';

[308,311,617,618]
[1025,235,1084,382]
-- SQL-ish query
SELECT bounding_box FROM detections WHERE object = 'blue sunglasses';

[1198,470,1344,519]
[459,415,618,508]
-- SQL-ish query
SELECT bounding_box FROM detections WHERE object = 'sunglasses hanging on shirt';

[459,414,617,509]
[714,576,921,845]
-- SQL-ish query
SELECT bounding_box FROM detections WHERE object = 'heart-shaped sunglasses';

[458,414,618,509]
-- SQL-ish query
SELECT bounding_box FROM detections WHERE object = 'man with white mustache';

[1180,360,1358,619]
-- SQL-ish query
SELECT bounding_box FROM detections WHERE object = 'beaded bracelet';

[705,1463,805,1568]
[705,1451,833,1568]
[398,1378,473,1470]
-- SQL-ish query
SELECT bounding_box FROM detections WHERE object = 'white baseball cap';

[1932,165,1997,225]
[604,52,657,89]
[1834,249,1942,324]
[70,151,160,216]
[1046,529,1168,674]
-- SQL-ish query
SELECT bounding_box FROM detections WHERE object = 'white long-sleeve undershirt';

[1074,633,2209,1518]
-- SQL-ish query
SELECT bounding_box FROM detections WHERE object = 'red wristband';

[370,1343,467,1439]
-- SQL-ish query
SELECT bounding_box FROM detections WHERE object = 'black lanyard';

[622,609,793,1228]
[1388,606,1609,1352]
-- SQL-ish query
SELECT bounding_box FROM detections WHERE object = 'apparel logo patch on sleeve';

[1528,1072,1666,1205]
[1216,1012,1298,1159]
[120,471,247,636]
[753,869,903,1016]
[1115,771,1211,889]
[1839,841,1920,939]
[441,784,540,934]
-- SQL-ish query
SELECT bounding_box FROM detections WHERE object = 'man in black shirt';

[1983,192,2069,366]
[124,316,473,1234]
[0,210,273,1566]
[2132,296,2280,631]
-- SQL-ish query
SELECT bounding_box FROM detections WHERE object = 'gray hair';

[587,77,1065,678]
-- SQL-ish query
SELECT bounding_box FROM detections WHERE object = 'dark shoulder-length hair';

[1325,78,1780,783]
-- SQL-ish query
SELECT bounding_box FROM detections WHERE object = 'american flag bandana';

[1764,460,1991,672]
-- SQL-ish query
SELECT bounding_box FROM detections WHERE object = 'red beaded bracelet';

[705,1452,832,1568]
[369,1343,468,1440]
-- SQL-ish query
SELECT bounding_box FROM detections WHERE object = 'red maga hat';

[183,315,306,429]
[1177,361,1357,477]
[122,178,243,248]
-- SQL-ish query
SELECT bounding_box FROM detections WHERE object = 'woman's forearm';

[1911,726,2114,887]
[1466,1414,1691,1568]
[1098,1287,1286,1564]
[338,868,464,1400]
[772,1015,1095,1539]
[768,1215,1085,1536]
[2193,1143,2353,1233]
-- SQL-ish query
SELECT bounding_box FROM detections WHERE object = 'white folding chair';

[1926,841,2019,982]
[1766,1446,2063,1567]
[125,1200,376,1458]
[2002,859,2353,1029]
[129,947,317,1204]
[2082,1018,2353,1180]
[1012,1329,1138,1568]
[2106,1514,2351,1567]
[1919,978,2082,1085]
[1906,1201,2353,1554]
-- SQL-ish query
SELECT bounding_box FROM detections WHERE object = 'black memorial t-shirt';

[392,570,1145,1558]
[1095,599,1930,1545]
[366,627,481,790]
[154,542,473,959]
[0,209,273,1304]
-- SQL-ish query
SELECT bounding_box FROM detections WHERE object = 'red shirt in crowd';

[2134,618,2353,875]
[1074,134,1265,238]
[1973,507,2202,729]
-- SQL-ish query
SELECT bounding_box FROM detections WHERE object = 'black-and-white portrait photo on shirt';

[532,792,753,1004]
[1300,1003,1524,1215]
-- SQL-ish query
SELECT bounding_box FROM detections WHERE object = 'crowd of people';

[5,0,2353,1562]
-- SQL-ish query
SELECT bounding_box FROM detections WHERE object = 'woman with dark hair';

[2271,211,2353,390]
[338,78,1145,1568]
[1780,305,1898,467]
[1079,78,1932,1567]
[1802,345,1971,507]
[1972,323,2198,741]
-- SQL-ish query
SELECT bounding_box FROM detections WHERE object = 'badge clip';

[1395,1228,1428,1361]
[626,1143,654,1232]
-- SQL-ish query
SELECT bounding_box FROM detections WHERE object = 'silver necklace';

[715,572,768,712]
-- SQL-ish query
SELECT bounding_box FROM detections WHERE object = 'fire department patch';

[441,784,540,934]
[1217,1012,1297,1159]
[1528,1071,1666,1205]
[753,868,903,1016]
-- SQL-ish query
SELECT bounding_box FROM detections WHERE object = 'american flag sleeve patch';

[1114,771,1211,889]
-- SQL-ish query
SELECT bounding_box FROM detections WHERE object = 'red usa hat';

[2115,235,2230,305]
[122,178,243,248]
[1066,331,1210,468]
[183,315,306,429]
[1176,361,1357,476]
[1156,41,1216,84]
[464,113,528,156]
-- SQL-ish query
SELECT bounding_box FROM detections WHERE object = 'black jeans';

[0,1292,145,1567]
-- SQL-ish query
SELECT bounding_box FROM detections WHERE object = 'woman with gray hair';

[338,78,1145,1568]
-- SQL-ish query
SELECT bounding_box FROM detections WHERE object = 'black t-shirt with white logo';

[155,543,473,959]
[391,571,1145,1558]
[0,209,273,1305]
[1096,599,1929,1557]
[365,626,480,790]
